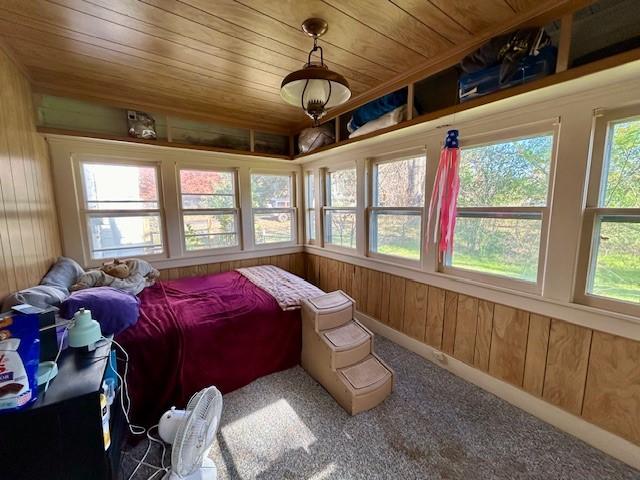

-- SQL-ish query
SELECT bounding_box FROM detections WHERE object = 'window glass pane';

[180,170,235,209]
[458,135,553,208]
[375,157,426,207]
[371,212,421,260]
[183,213,237,251]
[602,118,640,208]
[82,163,159,210]
[251,174,291,208]
[451,215,542,282]
[589,217,640,304]
[328,169,356,207]
[308,209,316,241]
[325,210,356,248]
[254,212,293,244]
[88,215,162,259]
[307,173,315,209]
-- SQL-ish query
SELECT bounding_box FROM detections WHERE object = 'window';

[305,172,316,243]
[370,155,426,261]
[80,162,163,259]
[324,167,357,249]
[251,173,296,245]
[179,169,239,252]
[444,131,555,288]
[577,109,640,311]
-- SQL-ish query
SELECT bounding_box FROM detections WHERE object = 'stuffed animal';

[70,258,160,295]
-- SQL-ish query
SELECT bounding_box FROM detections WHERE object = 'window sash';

[252,208,297,246]
[576,106,640,315]
[368,207,423,264]
[77,160,166,261]
[323,206,357,249]
[326,169,357,208]
[441,207,548,293]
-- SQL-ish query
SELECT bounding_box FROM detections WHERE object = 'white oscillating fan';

[158,386,223,480]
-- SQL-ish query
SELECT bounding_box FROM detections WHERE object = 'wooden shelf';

[293,46,640,160]
[36,127,292,160]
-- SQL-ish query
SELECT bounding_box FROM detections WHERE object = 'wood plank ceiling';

[0,0,551,133]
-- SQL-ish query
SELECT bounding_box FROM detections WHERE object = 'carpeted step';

[336,354,394,415]
[323,320,371,368]
[304,290,353,330]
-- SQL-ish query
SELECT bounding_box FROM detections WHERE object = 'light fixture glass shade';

[280,65,351,110]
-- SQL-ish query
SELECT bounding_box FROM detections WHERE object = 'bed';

[117,268,321,426]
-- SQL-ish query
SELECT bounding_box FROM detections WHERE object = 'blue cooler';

[459,46,557,102]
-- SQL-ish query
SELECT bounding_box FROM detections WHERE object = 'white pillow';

[349,105,407,139]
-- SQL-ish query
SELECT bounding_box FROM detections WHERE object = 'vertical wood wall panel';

[0,47,61,300]
[523,314,551,396]
[425,286,445,349]
[488,305,530,386]
[453,294,479,364]
[543,320,592,415]
[582,332,640,445]
[326,258,340,292]
[402,280,428,341]
[271,254,640,446]
[474,300,494,372]
[365,269,383,319]
[442,291,458,355]
[387,275,406,332]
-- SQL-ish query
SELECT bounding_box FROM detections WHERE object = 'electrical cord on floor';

[101,336,146,436]
[125,425,170,480]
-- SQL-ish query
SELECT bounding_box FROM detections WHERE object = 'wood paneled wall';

[0,46,61,298]
[304,253,640,447]
[157,253,305,282]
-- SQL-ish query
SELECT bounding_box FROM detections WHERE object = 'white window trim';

[438,123,560,295]
[250,170,298,248]
[74,156,167,265]
[575,106,640,316]
[323,164,358,251]
[367,152,426,267]
[177,166,242,256]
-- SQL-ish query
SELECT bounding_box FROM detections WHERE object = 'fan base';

[162,458,217,480]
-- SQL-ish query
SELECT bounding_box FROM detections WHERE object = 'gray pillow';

[2,285,68,311]
[41,256,85,290]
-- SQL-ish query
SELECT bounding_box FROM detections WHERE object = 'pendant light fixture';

[280,18,351,125]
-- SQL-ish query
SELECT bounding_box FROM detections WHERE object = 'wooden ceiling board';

[429,0,516,33]
[0,0,596,132]
[14,44,301,122]
[234,0,430,72]
[321,0,454,57]
[142,0,385,86]
[389,0,475,44]
[0,24,287,105]
[0,10,285,96]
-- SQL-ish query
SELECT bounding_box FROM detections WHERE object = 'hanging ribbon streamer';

[426,129,460,257]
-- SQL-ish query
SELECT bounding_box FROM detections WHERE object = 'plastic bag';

[0,313,40,412]
[298,124,335,154]
[127,110,157,140]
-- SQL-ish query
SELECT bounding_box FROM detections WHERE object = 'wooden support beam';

[407,83,415,121]
[335,116,340,142]
[249,128,255,152]
[556,14,574,73]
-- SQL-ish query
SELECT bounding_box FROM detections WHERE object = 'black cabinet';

[0,341,126,480]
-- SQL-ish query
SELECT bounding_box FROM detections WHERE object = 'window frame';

[439,123,560,294]
[75,157,167,263]
[177,166,241,256]
[249,170,298,248]
[367,152,427,267]
[575,106,640,316]
[323,164,358,251]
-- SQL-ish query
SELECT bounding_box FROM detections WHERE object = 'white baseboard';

[355,311,640,471]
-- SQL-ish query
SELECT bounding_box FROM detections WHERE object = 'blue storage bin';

[459,46,557,102]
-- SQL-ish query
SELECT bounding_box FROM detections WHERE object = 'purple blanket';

[117,271,301,426]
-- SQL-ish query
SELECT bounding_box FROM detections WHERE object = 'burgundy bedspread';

[116,271,301,426]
